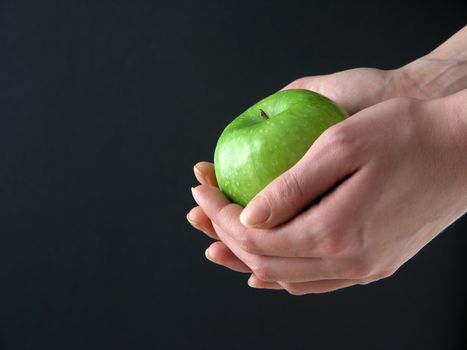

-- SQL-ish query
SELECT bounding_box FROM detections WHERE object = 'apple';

[214,89,348,206]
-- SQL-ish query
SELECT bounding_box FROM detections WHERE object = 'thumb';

[239,127,358,228]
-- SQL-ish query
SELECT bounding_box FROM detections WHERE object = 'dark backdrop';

[0,1,466,349]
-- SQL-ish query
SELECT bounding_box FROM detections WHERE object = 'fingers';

[205,241,251,273]
[248,275,359,294]
[190,148,366,293]
[203,245,362,293]
[190,203,352,284]
[191,173,370,293]
[191,185,310,257]
[186,206,218,239]
[247,275,283,290]
[210,221,345,283]
[194,162,218,187]
[188,161,219,239]
[204,240,342,290]
[277,279,359,295]
[192,184,344,258]
[191,185,244,234]
[192,182,374,282]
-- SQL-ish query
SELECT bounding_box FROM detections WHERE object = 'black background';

[0,0,466,349]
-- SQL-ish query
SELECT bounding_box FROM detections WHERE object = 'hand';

[187,66,404,273]
[187,25,467,243]
[189,90,467,294]
[187,26,467,294]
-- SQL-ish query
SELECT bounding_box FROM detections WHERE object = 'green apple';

[214,89,348,207]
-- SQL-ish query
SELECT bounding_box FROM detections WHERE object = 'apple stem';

[260,109,269,120]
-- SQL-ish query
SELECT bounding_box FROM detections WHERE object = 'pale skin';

[187,26,467,295]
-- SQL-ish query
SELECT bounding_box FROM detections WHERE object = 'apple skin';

[214,89,348,207]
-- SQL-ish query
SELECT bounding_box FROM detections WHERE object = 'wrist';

[393,26,467,100]
[395,58,467,100]
[434,89,467,210]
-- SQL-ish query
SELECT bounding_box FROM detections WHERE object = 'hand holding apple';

[190,89,467,294]
[187,65,399,242]
[214,89,348,207]
[187,26,467,293]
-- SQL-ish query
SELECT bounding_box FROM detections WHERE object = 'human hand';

[188,24,467,235]
[187,66,404,248]
[185,63,396,276]
[189,89,467,294]
[187,26,467,293]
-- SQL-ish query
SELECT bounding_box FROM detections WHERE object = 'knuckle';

[273,172,305,208]
[287,77,310,89]
[373,267,396,281]
[321,124,359,160]
[237,233,260,255]
[217,204,237,226]
[250,259,274,282]
[320,236,346,257]
[314,224,348,257]
[284,284,306,296]
[358,279,374,286]
[311,210,365,258]
[344,260,375,280]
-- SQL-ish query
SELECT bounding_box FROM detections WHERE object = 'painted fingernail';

[240,196,270,227]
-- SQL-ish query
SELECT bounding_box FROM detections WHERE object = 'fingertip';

[186,207,203,227]
[191,185,204,202]
[239,196,271,228]
[205,246,215,262]
[247,275,257,287]
[196,161,218,187]
[205,242,252,273]
[205,241,225,263]
[192,184,232,206]
[186,209,196,225]
[248,275,283,290]
[193,164,205,184]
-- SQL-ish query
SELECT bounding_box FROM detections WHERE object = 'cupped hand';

[187,67,407,286]
[189,90,467,294]
[188,27,467,294]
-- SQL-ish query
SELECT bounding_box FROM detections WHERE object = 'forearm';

[396,25,467,99]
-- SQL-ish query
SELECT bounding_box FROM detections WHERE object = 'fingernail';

[247,275,258,288]
[240,196,270,227]
[205,247,215,262]
[191,186,197,199]
[186,212,199,227]
[193,165,204,181]
[186,212,207,233]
